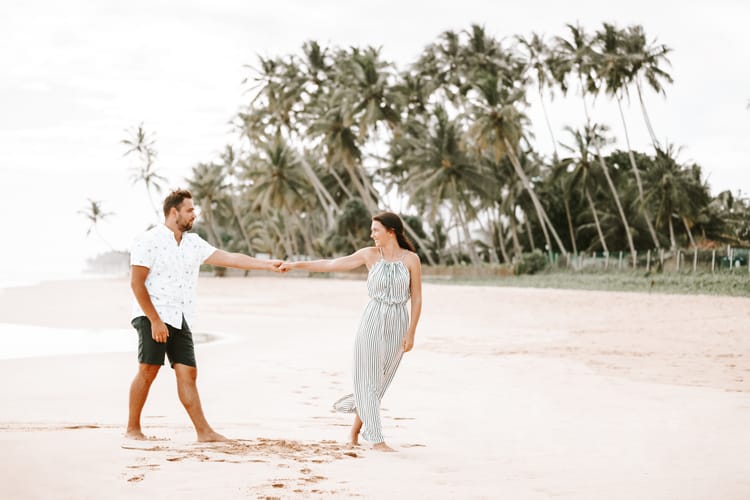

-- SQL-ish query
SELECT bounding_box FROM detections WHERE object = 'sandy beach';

[1,275,749,499]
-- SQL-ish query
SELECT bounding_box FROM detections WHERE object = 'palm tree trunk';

[668,216,676,251]
[539,204,568,255]
[563,195,578,254]
[595,148,637,266]
[539,88,559,159]
[94,227,115,251]
[579,75,592,125]
[146,185,161,221]
[452,181,481,266]
[636,78,659,148]
[201,201,223,247]
[524,216,536,251]
[507,205,522,257]
[617,97,661,249]
[271,222,293,258]
[478,209,501,264]
[585,188,609,254]
[494,218,509,263]
[342,161,378,211]
[444,215,461,264]
[298,154,337,225]
[505,139,567,255]
[229,195,253,252]
[330,166,354,199]
[682,216,696,248]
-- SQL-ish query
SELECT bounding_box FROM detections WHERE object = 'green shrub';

[515,250,548,275]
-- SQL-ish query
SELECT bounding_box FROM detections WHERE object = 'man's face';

[174,198,197,231]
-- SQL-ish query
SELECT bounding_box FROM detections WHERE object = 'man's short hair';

[163,189,193,217]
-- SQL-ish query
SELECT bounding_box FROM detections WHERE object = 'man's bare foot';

[125,429,159,441]
[197,430,231,443]
[373,442,397,452]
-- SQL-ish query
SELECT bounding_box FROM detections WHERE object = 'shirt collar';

[157,223,182,244]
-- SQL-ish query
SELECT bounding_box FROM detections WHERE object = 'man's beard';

[177,218,193,231]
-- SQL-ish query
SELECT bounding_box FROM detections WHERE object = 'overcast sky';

[1,0,749,279]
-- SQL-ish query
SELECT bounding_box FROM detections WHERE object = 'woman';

[280,212,422,452]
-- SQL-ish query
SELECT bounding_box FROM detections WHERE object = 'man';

[126,188,282,442]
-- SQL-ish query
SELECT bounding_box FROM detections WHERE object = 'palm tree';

[643,143,703,250]
[593,23,661,250]
[467,67,568,255]
[622,25,673,149]
[240,50,339,225]
[588,122,638,265]
[79,198,115,250]
[396,105,487,265]
[187,162,227,247]
[553,23,599,124]
[216,145,255,253]
[244,137,311,214]
[555,26,636,263]
[517,32,559,158]
[561,126,610,253]
[548,157,579,254]
[121,123,167,220]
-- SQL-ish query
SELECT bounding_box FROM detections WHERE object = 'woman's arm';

[281,248,371,273]
[402,252,422,352]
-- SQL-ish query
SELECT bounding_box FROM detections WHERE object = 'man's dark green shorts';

[131,316,197,368]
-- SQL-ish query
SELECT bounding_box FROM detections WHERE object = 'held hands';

[267,260,298,273]
[269,259,288,273]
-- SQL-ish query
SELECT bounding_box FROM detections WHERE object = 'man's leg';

[174,363,228,442]
[126,363,160,439]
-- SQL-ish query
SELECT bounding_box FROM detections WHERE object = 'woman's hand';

[279,261,296,272]
[402,332,415,353]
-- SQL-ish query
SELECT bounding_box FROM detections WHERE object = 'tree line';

[83,23,750,268]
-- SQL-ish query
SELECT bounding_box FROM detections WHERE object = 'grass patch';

[425,270,750,297]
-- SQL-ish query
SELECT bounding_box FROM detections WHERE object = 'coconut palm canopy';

[182,23,749,265]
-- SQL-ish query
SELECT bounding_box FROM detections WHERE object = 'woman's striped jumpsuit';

[333,252,411,443]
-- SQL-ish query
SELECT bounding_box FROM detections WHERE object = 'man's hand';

[150,318,169,343]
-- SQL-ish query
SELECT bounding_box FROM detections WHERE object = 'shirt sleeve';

[195,235,217,263]
[130,233,155,268]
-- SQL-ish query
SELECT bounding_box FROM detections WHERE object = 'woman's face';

[370,220,393,247]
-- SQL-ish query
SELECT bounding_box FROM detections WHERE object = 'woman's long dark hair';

[372,212,415,252]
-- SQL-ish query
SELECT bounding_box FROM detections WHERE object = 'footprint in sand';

[127,464,160,471]
[401,443,426,448]
[121,445,171,452]
[127,475,144,483]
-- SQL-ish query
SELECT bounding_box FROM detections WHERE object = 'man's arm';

[204,250,282,272]
[131,265,169,343]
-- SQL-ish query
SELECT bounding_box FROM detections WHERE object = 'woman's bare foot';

[373,442,397,452]
[197,430,231,442]
[350,414,363,446]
